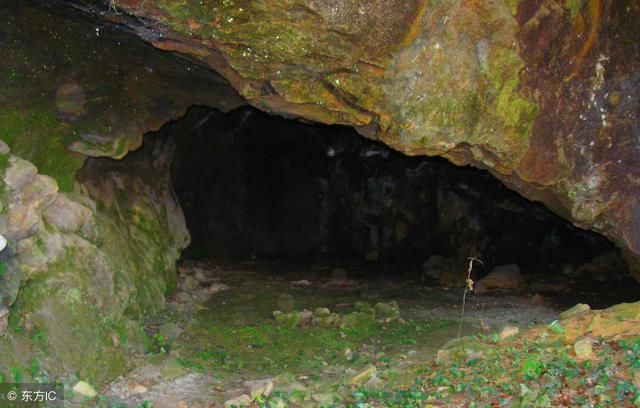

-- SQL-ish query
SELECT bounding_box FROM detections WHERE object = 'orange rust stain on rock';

[564,0,601,82]
[397,0,430,49]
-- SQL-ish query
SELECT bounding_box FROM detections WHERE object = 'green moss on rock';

[564,0,586,21]
[0,107,83,192]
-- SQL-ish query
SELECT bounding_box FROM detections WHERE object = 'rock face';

[74,0,640,277]
[0,0,243,191]
[0,132,188,384]
[0,2,235,384]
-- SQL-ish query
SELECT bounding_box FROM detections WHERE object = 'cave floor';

[98,260,636,407]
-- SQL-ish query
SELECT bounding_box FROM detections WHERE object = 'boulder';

[244,379,274,398]
[498,325,520,341]
[560,304,591,320]
[475,264,525,293]
[348,365,377,385]
[573,338,595,360]
[72,381,97,398]
[43,194,94,235]
[375,301,400,320]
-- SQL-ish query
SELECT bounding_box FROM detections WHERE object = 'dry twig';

[457,257,483,338]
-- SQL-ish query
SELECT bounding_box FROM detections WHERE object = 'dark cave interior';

[161,106,628,291]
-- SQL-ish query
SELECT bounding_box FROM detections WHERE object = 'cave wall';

[0,1,230,385]
[0,135,187,383]
[171,107,612,268]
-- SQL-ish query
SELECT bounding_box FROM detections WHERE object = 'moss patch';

[0,107,83,191]
[564,0,586,21]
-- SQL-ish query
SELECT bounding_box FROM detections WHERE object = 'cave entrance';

[159,105,635,309]
[99,106,638,406]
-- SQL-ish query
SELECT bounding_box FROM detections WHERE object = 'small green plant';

[547,320,564,334]
[521,358,545,380]
[152,334,169,354]
[10,366,23,383]
[29,359,39,378]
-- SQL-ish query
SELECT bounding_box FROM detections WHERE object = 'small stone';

[435,336,489,366]
[208,282,230,293]
[560,303,591,320]
[574,338,594,360]
[313,312,340,328]
[244,379,274,398]
[499,325,519,341]
[340,310,374,329]
[180,276,197,292]
[130,384,148,394]
[299,309,313,326]
[375,300,400,320]
[348,365,376,385]
[344,348,354,360]
[314,307,331,317]
[159,322,183,341]
[0,234,6,252]
[274,310,312,327]
[224,394,252,408]
[292,279,311,286]
[72,381,97,398]
[364,376,384,391]
[435,349,452,365]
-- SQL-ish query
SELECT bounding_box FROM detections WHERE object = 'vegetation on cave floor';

[349,334,640,407]
[101,260,640,407]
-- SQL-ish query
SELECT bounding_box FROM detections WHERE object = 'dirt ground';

[98,259,633,407]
